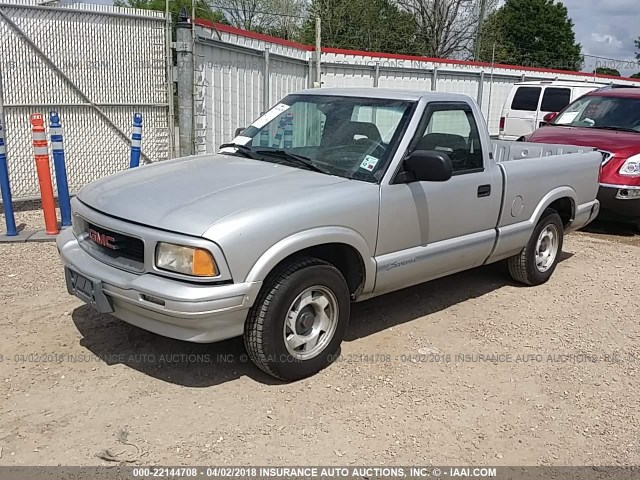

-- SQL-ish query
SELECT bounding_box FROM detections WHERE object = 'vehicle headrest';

[345,121,382,143]
[417,133,467,152]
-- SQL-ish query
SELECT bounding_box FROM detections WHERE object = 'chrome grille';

[86,223,145,264]
[76,216,146,273]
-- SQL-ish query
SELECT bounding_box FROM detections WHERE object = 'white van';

[498,81,602,140]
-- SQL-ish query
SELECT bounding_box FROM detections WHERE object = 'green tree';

[631,72,640,79]
[594,67,620,77]
[477,0,582,71]
[300,0,419,55]
[114,0,225,37]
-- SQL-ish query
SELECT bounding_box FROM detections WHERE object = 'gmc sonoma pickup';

[58,88,602,380]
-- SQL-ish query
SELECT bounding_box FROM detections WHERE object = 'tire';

[244,257,350,381]
[508,209,564,286]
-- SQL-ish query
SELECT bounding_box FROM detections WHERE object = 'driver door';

[374,102,502,295]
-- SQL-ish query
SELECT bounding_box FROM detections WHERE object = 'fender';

[488,186,577,264]
[245,226,377,294]
[530,186,576,225]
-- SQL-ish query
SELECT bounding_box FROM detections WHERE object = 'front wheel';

[244,257,350,381]
[508,209,564,286]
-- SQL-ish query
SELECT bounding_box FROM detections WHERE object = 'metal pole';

[431,67,438,91]
[373,62,380,87]
[0,59,17,236]
[176,7,194,157]
[487,43,496,130]
[263,47,270,113]
[474,0,487,61]
[307,56,314,89]
[477,70,485,112]
[283,114,293,149]
[191,0,196,154]
[165,0,175,158]
[315,16,321,87]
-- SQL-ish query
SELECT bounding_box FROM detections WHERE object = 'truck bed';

[491,140,597,163]
[486,140,602,264]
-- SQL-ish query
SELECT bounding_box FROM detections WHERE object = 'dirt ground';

[1,208,640,466]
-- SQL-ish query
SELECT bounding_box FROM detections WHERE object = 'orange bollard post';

[30,113,58,235]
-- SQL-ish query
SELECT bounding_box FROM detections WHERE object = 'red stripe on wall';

[194,20,640,83]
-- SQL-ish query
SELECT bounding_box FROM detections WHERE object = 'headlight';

[619,154,640,176]
[155,243,218,277]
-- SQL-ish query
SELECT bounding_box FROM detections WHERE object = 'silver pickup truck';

[58,88,602,380]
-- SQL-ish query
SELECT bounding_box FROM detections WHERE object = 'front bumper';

[57,228,261,343]
[597,184,640,223]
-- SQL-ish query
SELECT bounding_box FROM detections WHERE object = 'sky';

[562,0,639,76]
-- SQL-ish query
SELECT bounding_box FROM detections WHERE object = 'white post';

[315,17,321,87]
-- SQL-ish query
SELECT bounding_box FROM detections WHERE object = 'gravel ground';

[1,206,639,466]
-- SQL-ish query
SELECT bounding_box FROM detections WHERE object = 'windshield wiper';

[218,143,259,158]
[255,149,332,175]
[593,126,639,133]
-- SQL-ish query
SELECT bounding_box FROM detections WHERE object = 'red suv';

[527,87,640,230]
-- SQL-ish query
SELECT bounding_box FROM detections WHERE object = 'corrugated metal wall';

[0,1,171,200]
[194,24,309,153]
[192,22,640,149]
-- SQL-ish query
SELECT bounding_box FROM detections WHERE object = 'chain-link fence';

[0,0,172,201]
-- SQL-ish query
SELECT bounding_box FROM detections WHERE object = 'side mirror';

[234,127,246,137]
[542,112,558,123]
[403,150,453,182]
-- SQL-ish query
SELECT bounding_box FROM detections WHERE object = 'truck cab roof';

[295,87,473,103]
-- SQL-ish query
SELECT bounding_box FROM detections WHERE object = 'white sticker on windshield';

[231,135,252,145]
[556,112,578,125]
[251,103,291,129]
[360,155,379,172]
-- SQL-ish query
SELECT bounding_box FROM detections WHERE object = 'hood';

[529,126,640,186]
[528,125,640,154]
[78,154,353,236]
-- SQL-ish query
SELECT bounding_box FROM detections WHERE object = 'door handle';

[477,184,491,197]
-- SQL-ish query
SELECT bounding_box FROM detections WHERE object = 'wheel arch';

[245,227,376,299]
[532,187,576,228]
[488,187,576,264]
[546,197,575,228]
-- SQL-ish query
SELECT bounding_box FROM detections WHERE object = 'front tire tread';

[244,257,341,380]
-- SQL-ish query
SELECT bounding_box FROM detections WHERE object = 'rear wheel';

[244,257,350,381]
[508,209,564,286]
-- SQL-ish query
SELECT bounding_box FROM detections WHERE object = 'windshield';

[553,95,640,132]
[222,94,415,182]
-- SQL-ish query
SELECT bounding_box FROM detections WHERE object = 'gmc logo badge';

[88,228,118,250]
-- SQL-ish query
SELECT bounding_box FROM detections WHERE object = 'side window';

[415,105,483,174]
[511,87,541,111]
[541,88,571,112]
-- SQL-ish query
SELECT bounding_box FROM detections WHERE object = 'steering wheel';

[353,137,386,156]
